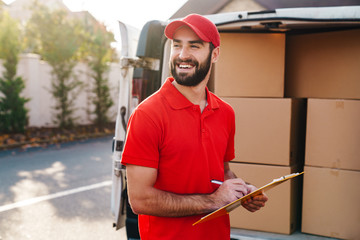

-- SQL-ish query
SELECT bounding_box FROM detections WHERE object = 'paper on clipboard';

[193,172,304,226]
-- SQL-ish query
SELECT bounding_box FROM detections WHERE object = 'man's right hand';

[210,178,248,209]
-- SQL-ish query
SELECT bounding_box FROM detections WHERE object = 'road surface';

[0,137,126,240]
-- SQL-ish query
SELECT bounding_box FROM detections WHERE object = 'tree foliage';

[0,11,29,133]
[81,22,116,130]
[0,14,29,133]
[1,1,117,132]
[25,2,82,129]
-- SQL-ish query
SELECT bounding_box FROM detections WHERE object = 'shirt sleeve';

[224,107,235,162]
[121,109,161,169]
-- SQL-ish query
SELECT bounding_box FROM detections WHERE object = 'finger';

[253,194,268,202]
[226,178,246,186]
[234,186,247,196]
[245,184,257,194]
[242,198,266,210]
[248,205,261,212]
[244,199,264,211]
[248,196,267,206]
[250,200,266,207]
[242,203,261,212]
[235,191,244,199]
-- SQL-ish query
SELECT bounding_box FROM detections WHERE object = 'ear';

[211,47,220,63]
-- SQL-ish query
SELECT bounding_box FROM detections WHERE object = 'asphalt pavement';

[0,137,125,240]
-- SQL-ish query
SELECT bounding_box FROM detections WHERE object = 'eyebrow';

[173,39,205,45]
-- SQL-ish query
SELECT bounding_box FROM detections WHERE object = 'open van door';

[111,21,139,231]
[111,20,165,238]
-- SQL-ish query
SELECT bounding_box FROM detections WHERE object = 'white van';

[111,6,360,239]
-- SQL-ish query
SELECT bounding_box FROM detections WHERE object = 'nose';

[179,47,190,60]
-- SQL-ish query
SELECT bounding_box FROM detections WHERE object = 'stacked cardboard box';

[301,99,360,239]
[209,32,305,234]
[285,29,360,239]
[223,98,305,166]
[223,98,305,234]
[210,29,360,237]
[211,32,285,98]
[285,29,360,100]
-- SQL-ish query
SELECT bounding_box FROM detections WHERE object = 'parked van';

[111,6,360,239]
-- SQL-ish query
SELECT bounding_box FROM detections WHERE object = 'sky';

[62,0,187,30]
[3,0,188,47]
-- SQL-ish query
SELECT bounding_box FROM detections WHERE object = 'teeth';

[179,64,192,69]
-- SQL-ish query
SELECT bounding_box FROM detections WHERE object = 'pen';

[211,179,223,185]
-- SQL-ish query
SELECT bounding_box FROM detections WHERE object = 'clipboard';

[193,172,304,226]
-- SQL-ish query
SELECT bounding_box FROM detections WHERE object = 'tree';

[0,11,29,133]
[25,2,82,129]
[81,22,116,130]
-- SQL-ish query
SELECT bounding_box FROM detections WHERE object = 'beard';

[170,50,212,87]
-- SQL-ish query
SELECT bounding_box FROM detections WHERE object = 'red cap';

[165,14,220,48]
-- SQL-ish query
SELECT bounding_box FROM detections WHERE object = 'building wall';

[0,54,121,128]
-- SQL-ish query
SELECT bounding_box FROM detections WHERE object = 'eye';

[190,44,200,49]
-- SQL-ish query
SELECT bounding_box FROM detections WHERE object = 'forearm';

[126,164,222,217]
[126,164,249,217]
[224,162,237,180]
[130,187,218,217]
[224,169,237,180]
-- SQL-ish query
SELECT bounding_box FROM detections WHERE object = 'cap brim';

[164,20,210,43]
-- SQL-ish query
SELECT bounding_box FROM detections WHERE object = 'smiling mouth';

[178,64,194,69]
[173,58,198,72]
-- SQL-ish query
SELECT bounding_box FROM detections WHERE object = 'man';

[121,14,268,240]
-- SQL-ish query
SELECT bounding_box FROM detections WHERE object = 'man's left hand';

[241,184,268,212]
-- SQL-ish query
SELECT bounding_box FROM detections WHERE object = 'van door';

[111,21,140,231]
[111,20,166,237]
[129,20,166,114]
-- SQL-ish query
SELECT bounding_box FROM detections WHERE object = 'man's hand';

[211,178,248,208]
[241,184,268,212]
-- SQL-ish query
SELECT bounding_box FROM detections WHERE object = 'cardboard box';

[302,166,360,239]
[305,99,360,171]
[223,98,306,166]
[210,32,285,97]
[229,162,302,234]
[286,29,360,99]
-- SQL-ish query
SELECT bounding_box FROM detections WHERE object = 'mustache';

[173,57,199,67]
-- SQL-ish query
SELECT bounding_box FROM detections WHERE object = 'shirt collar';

[161,77,219,110]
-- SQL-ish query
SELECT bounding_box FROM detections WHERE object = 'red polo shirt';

[122,78,235,240]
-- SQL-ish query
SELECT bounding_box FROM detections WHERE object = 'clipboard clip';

[273,172,303,182]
